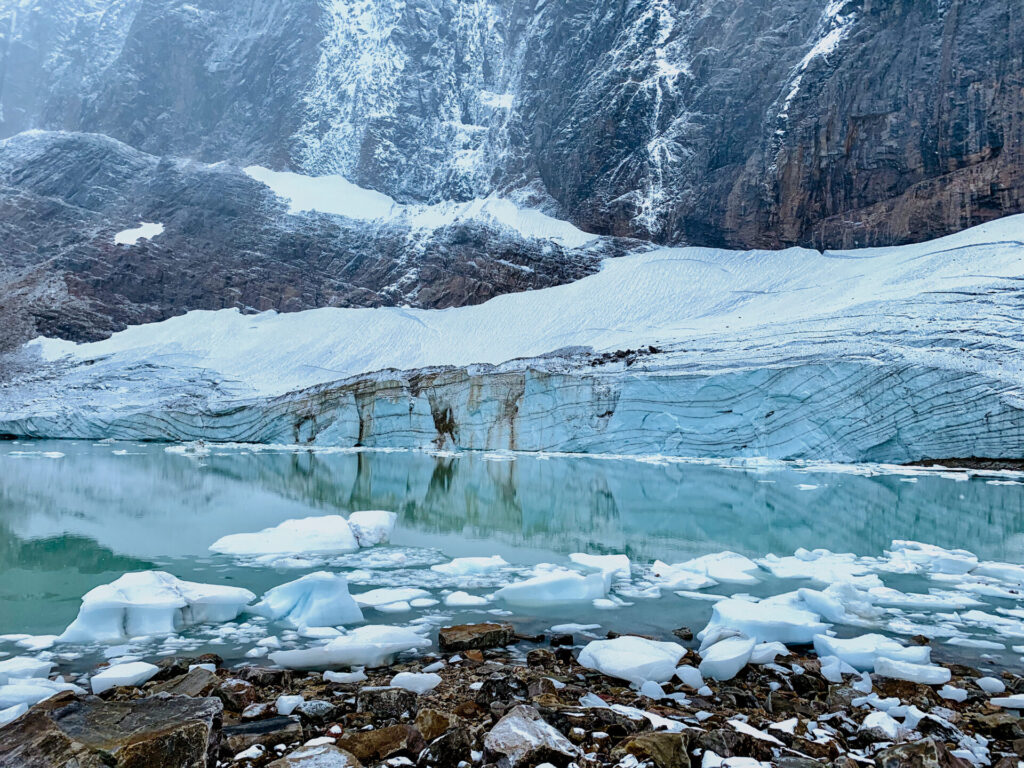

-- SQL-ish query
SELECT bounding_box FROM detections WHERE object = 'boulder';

[149,668,218,698]
[0,692,222,768]
[268,743,362,767]
[415,708,460,742]
[217,678,258,711]
[356,687,418,720]
[612,731,691,768]
[418,727,472,768]
[221,716,303,756]
[335,724,425,764]
[876,740,972,768]
[439,623,515,653]
[483,705,579,768]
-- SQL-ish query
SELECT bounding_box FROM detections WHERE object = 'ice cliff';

[2,216,1022,463]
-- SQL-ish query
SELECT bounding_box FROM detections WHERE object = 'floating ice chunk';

[90,662,159,694]
[210,515,359,556]
[0,678,84,708]
[277,694,304,715]
[860,710,901,740]
[354,588,431,609]
[444,591,490,607]
[873,657,951,685]
[114,222,164,246]
[662,552,761,585]
[430,556,509,576]
[700,598,829,644]
[699,636,755,682]
[577,636,686,685]
[976,676,1006,694]
[812,634,931,672]
[550,623,601,635]
[390,672,442,694]
[973,561,1024,585]
[252,572,363,629]
[569,553,631,578]
[59,571,255,644]
[0,703,27,727]
[324,669,367,684]
[757,549,881,588]
[991,694,1024,709]
[750,642,790,665]
[887,541,979,575]
[270,625,430,669]
[16,636,58,652]
[494,570,609,605]
[939,685,968,702]
[348,510,397,547]
[868,586,982,611]
[650,561,717,590]
[0,657,53,685]
[796,583,881,625]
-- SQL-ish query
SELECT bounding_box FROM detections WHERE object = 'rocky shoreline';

[1,622,1021,768]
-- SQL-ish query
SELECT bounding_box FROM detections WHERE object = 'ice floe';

[700,597,829,645]
[494,569,609,605]
[252,572,363,629]
[209,515,360,557]
[347,510,397,547]
[59,571,255,644]
[430,556,509,576]
[90,661,159,694]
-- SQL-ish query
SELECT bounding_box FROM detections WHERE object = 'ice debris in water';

[569,553,631,578]
[347,510,397,547]
[812,633,931,671]
[0,657,52,685]
[756,549,882,588]
[269,625,430,669]
[430,556,509,575]
[58,571,255,644]
[885,540,979,575]
[577,636,686,685]
[354,588,431,611]
[90,661,159,694]
[700,597,829,645]
[0,678,84,709]
[209,515,360,556]
[654,551,761,587]
[252,572,363,629]
[494,568,610,605]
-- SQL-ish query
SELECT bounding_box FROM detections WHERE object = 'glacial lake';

[2,440,1024,675]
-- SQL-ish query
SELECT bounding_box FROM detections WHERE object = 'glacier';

[1,216,1023,463]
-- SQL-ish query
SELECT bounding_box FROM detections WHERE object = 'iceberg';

[209,515,359,556]
[494,569,609,605]
[699,597,829,645]
[59,571,255,644]
[269,625,430,669]
[348,510,397,547]
[663,552,761,585]
[577,636,686,685]
[252,572,363,628]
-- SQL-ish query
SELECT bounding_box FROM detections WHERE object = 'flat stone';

[612,731,691,768]
[438,623,515,653]
[217,678,258,711]
[419,726,471,768]
[233,667,293,688]
[876,739,973,768]
[483,704,580,768]
[356,687,418,720]
[415,708,459,742]
[335,724,425,764]
[267,743,362,767]
[149,668,218,698]
[0,692,222,768]
[294,699,339,724]
[241,701,277,722]
[221,716,303,756]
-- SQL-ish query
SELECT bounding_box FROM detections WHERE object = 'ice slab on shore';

[700,597,829,645]
[90,661,159,694]
[0,678,84,709]
[0,657,52,685]
[494,569,610,605]
[813,633,931,671]
[252,572,363,628]
[269,625,430,669]
[577,636,686,685]
[874,657,952,685]
[59,571,256,643]
[210,515,359,556]
[390,672,442,694]
[348,511,397,547]
[699,636,756,681]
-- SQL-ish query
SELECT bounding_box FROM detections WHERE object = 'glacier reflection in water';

[1,440,1023,667]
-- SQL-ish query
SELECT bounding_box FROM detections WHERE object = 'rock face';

[1,0,1020,252]
[0,692,222,768]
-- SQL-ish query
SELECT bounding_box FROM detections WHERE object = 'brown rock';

[241,702,277,722]
[0,692,222,768]
[415,708,459,742]
[221,716,303,756]
[356,687,418,720]
[876,739,972,768]
[149,667,219,698]
[612,731,691,768]
[217,678,258,711]
[268,743,362,767]
[438,623,515,653]
[233,666,293,688]
[335,724,425,763]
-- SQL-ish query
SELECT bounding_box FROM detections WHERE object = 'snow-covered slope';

[4,217,1024,462]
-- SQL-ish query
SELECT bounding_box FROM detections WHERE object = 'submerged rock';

[0,692,222,768]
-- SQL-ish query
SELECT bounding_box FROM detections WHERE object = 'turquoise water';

[1,440,1023,671]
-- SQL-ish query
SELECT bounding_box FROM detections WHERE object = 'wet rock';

[699,728,773,762]
[777,759,824,768]
[527,649,557,668]
[672,627,694,642]
[415,708,459,742]
[241,702,277,722]
[149,667,218,698]
[875,739,972,768]
[268,743,362,767]
[217,678,258,711]
[533,695,643,741]
[221,716,303,756]
[0,692,222,768]
[294,699,340,724]
[550,634,574,647]
[335,724,425,764]
[234,666,293,688]
[439,623,515,653]
[964,711,1024,741]
[475,672,529,707]
[356,687,418,720]
[418,727,472,768]
[611,731,691,768]
[483,704,580,768]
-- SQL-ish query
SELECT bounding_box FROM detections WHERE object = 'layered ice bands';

[3,217,1024,462]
